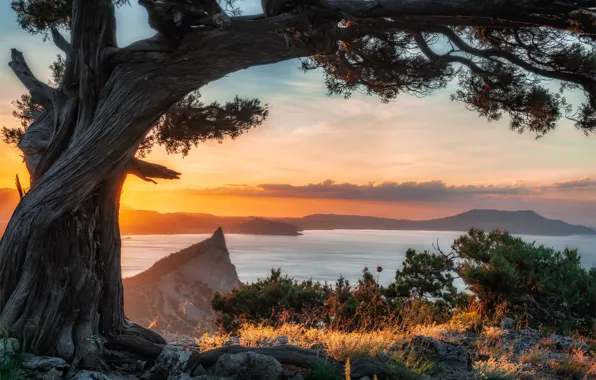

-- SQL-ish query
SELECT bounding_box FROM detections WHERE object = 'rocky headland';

[123,228,241,335]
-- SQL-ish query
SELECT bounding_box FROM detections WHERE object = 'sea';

[121,230,596,287]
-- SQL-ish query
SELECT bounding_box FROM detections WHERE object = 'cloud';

[188,178,591,202]
[547,178,596,190]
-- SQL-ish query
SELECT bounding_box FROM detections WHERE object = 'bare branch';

[413,32,496,87]
[127,158,181,184]
[8,49,55,108]
[51,28,72,56]
[15,175,25,200]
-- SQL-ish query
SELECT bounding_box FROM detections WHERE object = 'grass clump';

[549,349,594,379]
[377,351,435,380]
[473,357,521,379]
[0,335,23,380]
[305,358,342,380]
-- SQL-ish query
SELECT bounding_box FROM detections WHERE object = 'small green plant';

[305,358,343,380]
[376,352,432,380]
[0,331,24,380]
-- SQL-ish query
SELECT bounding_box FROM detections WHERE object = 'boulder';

[22,356,69,372]
[210,352,283,380]
[548,334,590,353]
[401,336,472,380]
[142,346,198,380]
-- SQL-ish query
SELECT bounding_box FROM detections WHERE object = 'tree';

[386,248,460,305]
[0,0,593,368]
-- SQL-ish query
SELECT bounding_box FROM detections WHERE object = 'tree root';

[103,322,166,365]
[196,344,387,379]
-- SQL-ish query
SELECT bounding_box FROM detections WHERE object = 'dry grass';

[473,357,524,379]
[408,310,481,342]
[519,347,549,365]
[549,348,595,379]
[481,326,507,341]
[230,322,402,361]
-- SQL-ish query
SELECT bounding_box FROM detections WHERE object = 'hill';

[281,209,595,236]
[228,217,302,236]
[118,209,594,236]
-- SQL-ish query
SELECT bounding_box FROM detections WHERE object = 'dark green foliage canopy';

[6,0,595,159]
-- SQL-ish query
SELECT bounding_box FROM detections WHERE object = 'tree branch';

[51,28,72,56]
[413,32,497,88]
[427,26,596,106]
[8,49,55,108]
[324,0,591,33]
[127,158,181,184]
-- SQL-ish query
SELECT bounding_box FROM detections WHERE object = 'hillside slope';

[123,228,241,334]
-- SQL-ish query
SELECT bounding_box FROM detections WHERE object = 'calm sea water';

[121,230,596,286]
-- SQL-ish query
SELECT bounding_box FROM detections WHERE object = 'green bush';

[212,228,595,334]
[454,228,596,334]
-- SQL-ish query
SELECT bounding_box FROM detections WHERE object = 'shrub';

[212,228,595,335]
[454,228,596,333]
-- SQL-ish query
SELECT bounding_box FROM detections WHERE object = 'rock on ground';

[210,352,283,380]
[142,346,198,380]
[401,335,472,380]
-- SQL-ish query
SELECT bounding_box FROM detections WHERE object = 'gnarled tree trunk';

[0,0,320,367]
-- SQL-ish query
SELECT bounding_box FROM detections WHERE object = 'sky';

[0,1,594,225]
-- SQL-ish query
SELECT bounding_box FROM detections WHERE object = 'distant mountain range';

[281,209,596,236]
[0,187,593,237]
[116,208,595,237]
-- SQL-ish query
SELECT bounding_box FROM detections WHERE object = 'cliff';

[122,228,241,335]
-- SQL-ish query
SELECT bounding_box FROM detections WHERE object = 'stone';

[211,352,283,380]
[500,317,515,330]
[190,364,207,377]
[72,371,110,380]
[402,336,472,380]
[37,368,64,380]
[142,346,196,380]
[22,356,69,371]
[359,377,371,380]
[548,334,590,353]
[71,371,139,380]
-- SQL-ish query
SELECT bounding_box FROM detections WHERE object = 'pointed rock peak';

[211,227,227,249]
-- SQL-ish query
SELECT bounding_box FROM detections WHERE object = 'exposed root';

[103,322,166,365]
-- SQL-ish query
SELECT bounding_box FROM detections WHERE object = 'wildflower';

[376,266,383,273]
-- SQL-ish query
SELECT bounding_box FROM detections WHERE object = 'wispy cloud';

[184,178,595,202]
[547,178,596,190]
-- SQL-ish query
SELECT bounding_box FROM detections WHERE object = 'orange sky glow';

[0,2,594,226]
